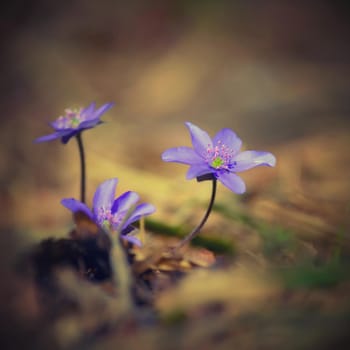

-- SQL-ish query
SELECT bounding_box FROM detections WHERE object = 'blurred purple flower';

[35,102,114,144]
[162,122,276,194]
[61,178,156,246]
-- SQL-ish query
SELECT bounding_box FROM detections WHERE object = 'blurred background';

[1,0,349,236]
[1,1,350,349]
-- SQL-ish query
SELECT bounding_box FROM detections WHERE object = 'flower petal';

[81,102,96,119]
[162,146,203,164]
[111,191,140,215]
[218,172,246,194]
[92,178,118,214]
[34,132,61,143]
[186,164,212,179]
[233,151,276,172]
[93,102,114,119]
[61,198,94,218]
[50,120,65,130]
[185,122,213,157]
[78,118,102,129]
[123,203,156,229]
[212,128,242,154]
[121,234,142,247]
[61,131,78,144]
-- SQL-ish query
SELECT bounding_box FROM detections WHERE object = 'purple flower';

[35,102,114,144]
[61,178,156,246]
[162,122,276,194]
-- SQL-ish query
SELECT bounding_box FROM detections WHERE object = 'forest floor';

[1,128,349,350]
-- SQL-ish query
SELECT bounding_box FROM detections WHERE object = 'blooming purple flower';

[162,122,276,194]
[61,178,156,246]
[35,102,114,144]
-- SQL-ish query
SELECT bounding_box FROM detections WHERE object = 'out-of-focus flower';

[162,122,276,194]
[61,178,156,246]
[35,102,114,144]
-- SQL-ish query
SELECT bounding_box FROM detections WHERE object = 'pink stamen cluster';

[97,207,123,229]
[55,108,84,129]
[205,140,234,169]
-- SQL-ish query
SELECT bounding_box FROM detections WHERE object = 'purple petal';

[78,118,102,129]
[34,132,61,143]
[81,102,96,118]
[233,151,276,172]
[92,178,118,214]
[212,128,242,154]
[120,225,134,235]
[162,147,203,164]
[61,198,94,218]
[123,203,156,229]
[185,122,213,157]
[111,191,140,215]
[186,163,212,179]
[50,120,63,130]
[218,172,246,194]
[121,234,142,247]
[61,131,78,144]
[92,102,114,119]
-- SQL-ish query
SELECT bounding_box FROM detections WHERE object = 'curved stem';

[176,178,217,249]
[75,132,86,203]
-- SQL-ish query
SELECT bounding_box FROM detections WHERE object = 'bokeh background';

[1,1,350,348]
[2,0,349,234]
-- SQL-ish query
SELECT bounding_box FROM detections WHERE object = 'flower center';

[55,108,85,129]
[206,141,234,170]
[211,156,224,168]
[97,207,124,231]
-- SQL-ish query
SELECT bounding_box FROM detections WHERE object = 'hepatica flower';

[162,122,276,248]
[35,102,114,203]
[35,102,114,144]
[61,178,156,246]
[162,122,276,194]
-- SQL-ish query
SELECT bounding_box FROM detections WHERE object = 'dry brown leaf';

[183,247,216,267]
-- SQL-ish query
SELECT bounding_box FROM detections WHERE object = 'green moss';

[161,308,187,325]
[213,202,257,228]
[145,219,185,238]
[146,219,236,255]
[258,225,297,258]
[192,235,235,255]
[277,260,349,289]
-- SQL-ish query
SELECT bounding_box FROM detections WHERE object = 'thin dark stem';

[76,132,86,203]
[176,177,217,249]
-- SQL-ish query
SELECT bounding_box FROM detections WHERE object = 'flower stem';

[110,236,134,314]
[75,132,86,203]
[176,177,217,249]
[110,205,137,316]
